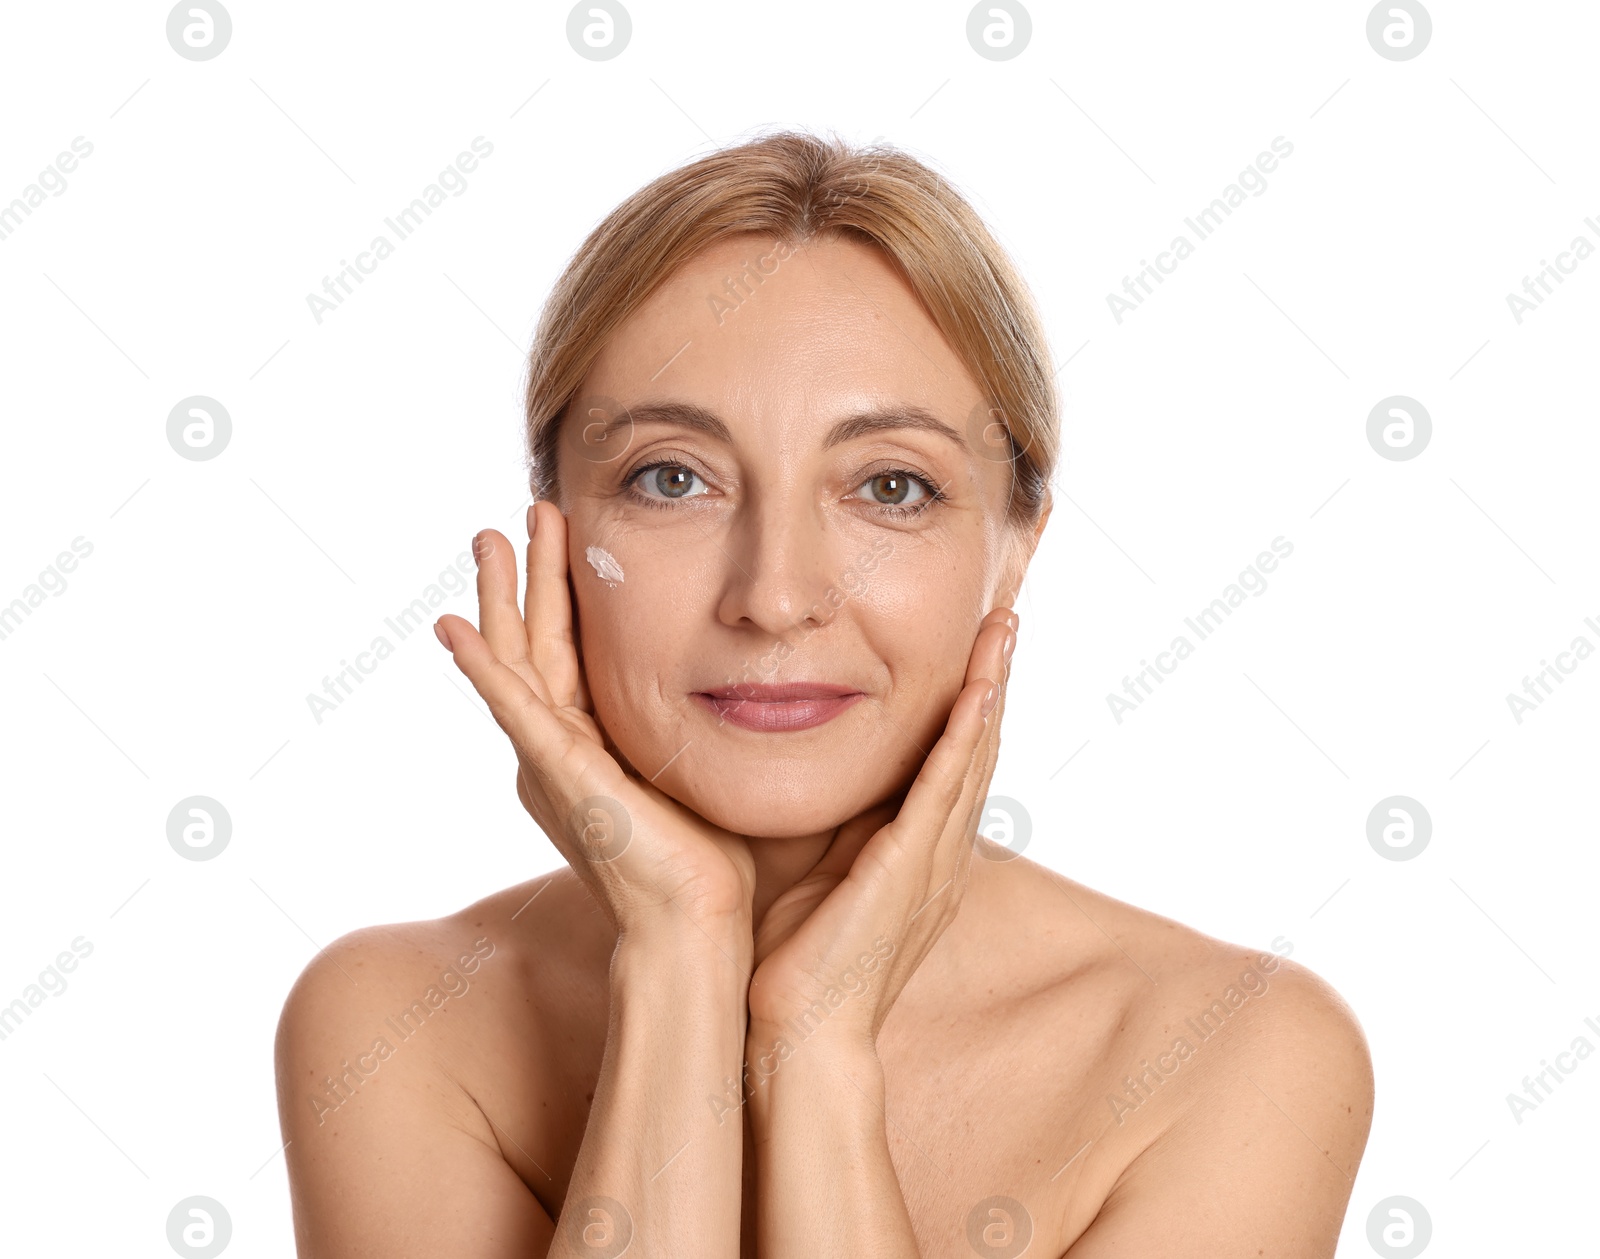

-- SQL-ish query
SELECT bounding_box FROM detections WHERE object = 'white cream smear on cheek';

[585,545,625,588]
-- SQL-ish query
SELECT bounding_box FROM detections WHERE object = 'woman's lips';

[691,683,865,732]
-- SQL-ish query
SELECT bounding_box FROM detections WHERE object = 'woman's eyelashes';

[850,469,947,518]
[621,458,947,519]
[623,458,710,509]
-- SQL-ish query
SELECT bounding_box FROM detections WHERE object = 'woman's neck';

[746,828,837,929]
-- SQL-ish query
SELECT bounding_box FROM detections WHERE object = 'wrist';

[746,1003,879,1063]
[743,1021,882,1114]
[607,929,753,1087]
[612,914,754,985]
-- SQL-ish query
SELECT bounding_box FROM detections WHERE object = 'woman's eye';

[855,472,929,509]
[631,462,706,501]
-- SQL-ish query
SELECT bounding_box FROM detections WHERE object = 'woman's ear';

[994,492,1052,608]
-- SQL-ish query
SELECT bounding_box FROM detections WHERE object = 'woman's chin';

[664,779,873,842]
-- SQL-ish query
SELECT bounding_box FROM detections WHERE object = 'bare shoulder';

[274,868,607,1059]
[274,882,533,1087]
[271,870,604,1258]
[993,861,1374,1257]
[1111,879,1373,1108]
[1003,855,1370,1073]
[1139,921,1376,1158]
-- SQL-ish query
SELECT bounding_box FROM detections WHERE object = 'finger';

[434,610,578,796]
[934,618,1015,871]
[954,695,1006,870]
[988,604,1020,635]
[955,616,1013,793]
[973,619,1016,789]
[880,673,993,881]
[973,670,1007,798]
[473,527,545,695]
[965,610,1015,690]
[524,500,585,711]
[566,568,594,714]
[886,616,1012,871]
[808,803,898,885]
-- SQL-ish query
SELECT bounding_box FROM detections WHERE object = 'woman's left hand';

[744,607,1018,1056]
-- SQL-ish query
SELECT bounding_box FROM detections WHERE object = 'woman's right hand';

[435,500,756,944]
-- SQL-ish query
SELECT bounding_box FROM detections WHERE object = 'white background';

[1,1,1595,1255]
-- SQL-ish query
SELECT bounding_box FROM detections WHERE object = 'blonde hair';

[523,128,1058,526]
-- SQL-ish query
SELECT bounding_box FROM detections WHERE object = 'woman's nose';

[713,503,843,637]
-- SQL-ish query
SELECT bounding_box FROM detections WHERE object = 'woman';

[274,130,1373,1257]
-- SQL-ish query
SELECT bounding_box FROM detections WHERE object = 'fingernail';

[980,681,999,716]
[472,533,488,564]
[526,504,537,539]
[434,620,452,651]
[1002,629,1017,661]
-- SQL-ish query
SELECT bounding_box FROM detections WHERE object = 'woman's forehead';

[581,235,978,429]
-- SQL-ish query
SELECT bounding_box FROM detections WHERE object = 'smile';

[691,682,866,733]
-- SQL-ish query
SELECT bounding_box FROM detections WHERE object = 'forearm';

[551,923,752,1258]
[745,1032,920,1258]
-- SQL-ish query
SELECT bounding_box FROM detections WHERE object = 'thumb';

[806,802,898,884]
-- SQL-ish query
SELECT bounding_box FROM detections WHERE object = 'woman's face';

[557,232,1042,838]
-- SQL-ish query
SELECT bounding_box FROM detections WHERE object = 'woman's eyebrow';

[613,401,733,443]
[824,405,965,450]
[614,400,967,450]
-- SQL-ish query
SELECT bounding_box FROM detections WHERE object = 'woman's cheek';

[872,550,990,704]
[571,540,683,712]
[870,538,987,625]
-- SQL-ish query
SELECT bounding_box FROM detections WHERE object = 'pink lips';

[692,681,865,732]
